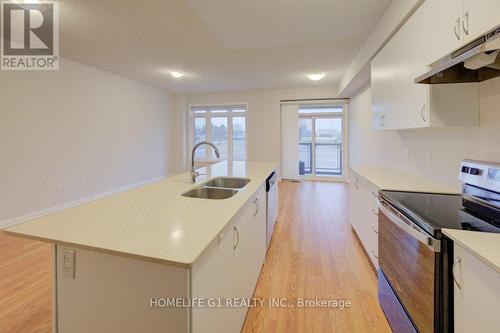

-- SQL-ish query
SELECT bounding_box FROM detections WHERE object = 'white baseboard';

[0,175,171,230]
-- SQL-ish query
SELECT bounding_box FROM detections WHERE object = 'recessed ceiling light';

[307,73,326,81]
[170,71,184,78]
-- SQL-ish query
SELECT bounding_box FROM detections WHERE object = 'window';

[190,105,247,161]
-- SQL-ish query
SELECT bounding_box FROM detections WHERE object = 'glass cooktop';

[379,191,500,238]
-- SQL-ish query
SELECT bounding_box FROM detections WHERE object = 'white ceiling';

[59,0,391,94]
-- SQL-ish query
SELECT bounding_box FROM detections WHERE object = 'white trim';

[0,175,170,229]
[280,99,349,106]
[188,102,248,108]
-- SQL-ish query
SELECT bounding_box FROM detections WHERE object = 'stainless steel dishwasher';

[266,172,278,249]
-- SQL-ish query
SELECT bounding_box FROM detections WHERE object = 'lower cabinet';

[453,243,500,333]
[55,184,268,333]
[349,171,379,269]
[191,184,267,333]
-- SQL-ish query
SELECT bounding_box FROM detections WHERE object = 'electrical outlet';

[63,249,76,279]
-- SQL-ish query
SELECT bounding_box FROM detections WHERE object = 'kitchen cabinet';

[461,0,500,43]
[371,0,480,131]
[191,184,266,333]
[56,183,268,333]
[413,0,499,61]
[453,243,500,333]
[420,0,464,62]
[349,171,379,269]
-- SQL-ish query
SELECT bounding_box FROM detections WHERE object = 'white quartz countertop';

[5,161,278,267]
[350,165,460,194]
[443,229,500,274]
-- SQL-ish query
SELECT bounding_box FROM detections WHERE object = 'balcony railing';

[299,143,342,176]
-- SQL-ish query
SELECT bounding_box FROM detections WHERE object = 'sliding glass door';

[281,102,346,181]
[298,106,345,179]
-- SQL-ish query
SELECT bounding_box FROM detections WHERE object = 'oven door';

[378,198,441,333]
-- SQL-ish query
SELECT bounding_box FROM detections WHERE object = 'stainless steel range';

[377,160,500,333]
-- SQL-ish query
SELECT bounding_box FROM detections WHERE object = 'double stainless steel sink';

[182,177,250,200]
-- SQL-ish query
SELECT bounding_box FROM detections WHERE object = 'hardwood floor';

[0,180,390,333]
[0,231,52,333]
[242,181,391,333]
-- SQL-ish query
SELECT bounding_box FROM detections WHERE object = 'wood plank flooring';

[0,180,390,333]
[0,231,52,333]
[242,181,391,333]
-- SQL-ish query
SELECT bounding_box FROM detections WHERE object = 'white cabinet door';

[191,186,267,333]
[349,174,362,234]
[191,217,242,333]
[453,243,500,333]
[421,0,464,63]
[371,4,430,131]
[463,0,500,42]
[232,185,266,302]
[349,172,379,269]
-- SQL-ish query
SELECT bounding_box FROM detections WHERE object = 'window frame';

[188,103,248,162]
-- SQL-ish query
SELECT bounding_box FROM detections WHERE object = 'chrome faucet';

[191,141,220,183]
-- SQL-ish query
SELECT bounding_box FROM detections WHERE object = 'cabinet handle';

[462,11,469,35]
[454,18,461,40]
[420,105,427,122]
[253,198,260,217]
[453,256,463,290]
[233,226,240,250]
[380,115,386,128]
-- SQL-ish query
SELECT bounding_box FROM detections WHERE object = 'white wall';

[338,0,423,97]
[186,86,338,167]
[349,77,500,188]
[0,58,181,226]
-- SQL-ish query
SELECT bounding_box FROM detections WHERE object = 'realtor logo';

[1,0,59,70]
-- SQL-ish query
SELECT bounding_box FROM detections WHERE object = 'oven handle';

[378,198,441,252]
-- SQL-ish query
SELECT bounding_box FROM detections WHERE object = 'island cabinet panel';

[56,246,189,333]
[190,184,267,333]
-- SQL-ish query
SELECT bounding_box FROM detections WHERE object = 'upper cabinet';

[371,0,499,131]
[463,0,500,42]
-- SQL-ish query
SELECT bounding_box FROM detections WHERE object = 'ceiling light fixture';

[170,71,184,78]
[307,73,326,81]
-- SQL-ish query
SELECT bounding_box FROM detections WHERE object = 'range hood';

[415,26,500,84]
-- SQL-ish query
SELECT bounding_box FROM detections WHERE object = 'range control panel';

[459,160,500,192]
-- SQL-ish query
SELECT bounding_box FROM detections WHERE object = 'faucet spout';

[191,141,221,183]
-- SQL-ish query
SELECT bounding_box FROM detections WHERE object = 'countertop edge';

[4,162,279,267]
[442,229,500,274]
[349,165,460,194]
[3,229,191,268]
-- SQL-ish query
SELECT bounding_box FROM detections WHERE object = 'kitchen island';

[5,161,278,333]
